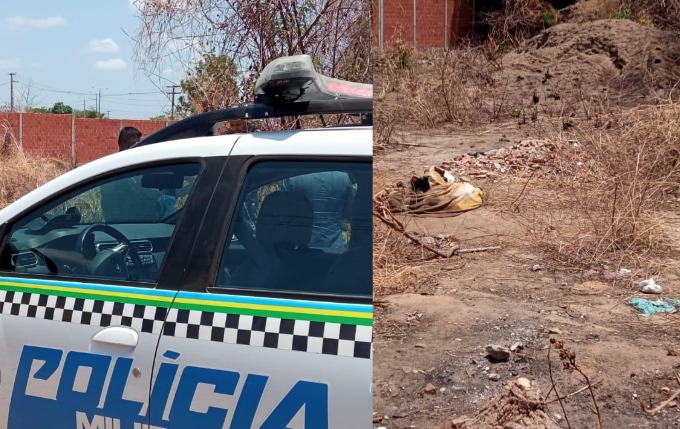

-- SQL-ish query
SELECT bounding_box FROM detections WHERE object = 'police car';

[0,55,372,429]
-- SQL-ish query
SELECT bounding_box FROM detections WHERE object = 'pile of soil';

[439,378,561,429]
[498,19,680,108]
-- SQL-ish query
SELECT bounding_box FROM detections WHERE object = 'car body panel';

[0,123,373,429]
[0,276,171,428]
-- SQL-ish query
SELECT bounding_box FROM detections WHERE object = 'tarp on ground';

[387,166,484,217]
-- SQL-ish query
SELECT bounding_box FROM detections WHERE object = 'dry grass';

[374,43,513,151]
[372,169,447,297]
[480,0,557,48]
[498,102,680,270]
[574,0,680,30]
[1,121,68,209]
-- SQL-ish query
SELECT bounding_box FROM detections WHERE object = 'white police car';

[0,55,372,429]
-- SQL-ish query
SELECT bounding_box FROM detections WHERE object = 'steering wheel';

[76,224,143,280]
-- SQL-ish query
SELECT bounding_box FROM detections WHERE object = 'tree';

[50,102,73,114]
[28,102,73,114]
[132,0,371,103]
[177,53,239,115]
[27,107,51,114]
[27,102,104,118]
[149,114,171,120]
[17,81,41,112]
[75,109,105,118]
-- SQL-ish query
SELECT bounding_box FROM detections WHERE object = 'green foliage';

[27,107,51,114]
[542,10,555,27]
[149,114,170,121]
[612,8,633,20]
[28,102,103,118]
[75,109,104,118]
[638,15,655,28]
[50,102,73,114]
[179,52,240,115]
[386,39,414,71]
[510,107,522,118]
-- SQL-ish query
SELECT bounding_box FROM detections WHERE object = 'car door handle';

[92,326,139,348]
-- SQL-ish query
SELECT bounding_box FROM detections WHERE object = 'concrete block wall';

[0,112,171,166]
[373,0,474,48]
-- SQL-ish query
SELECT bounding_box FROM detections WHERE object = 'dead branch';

[455,246,501,254]
[639,373,680,415]
[546,341,572,429]
[373,203,453,259]
[546,381,603,404]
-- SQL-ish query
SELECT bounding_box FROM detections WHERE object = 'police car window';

[217,161,371,297]
[0,163,200,284]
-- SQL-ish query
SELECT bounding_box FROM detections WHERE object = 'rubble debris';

[439,378,561,429]
[532,263,545,272]
[424,383,437,395]
[441,139,557,179]
[485,344,511,362]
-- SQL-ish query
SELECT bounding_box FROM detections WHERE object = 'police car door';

[151,137,372,428]
[0,160,210,429]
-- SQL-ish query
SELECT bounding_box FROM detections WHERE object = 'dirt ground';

[373,18,680,429]
[373,200,680,428]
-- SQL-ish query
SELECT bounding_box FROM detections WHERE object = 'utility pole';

[167,85,180,120]
[98,89,102,115]
[9,73,16,112]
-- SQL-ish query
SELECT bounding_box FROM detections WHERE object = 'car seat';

[254,190,325,290]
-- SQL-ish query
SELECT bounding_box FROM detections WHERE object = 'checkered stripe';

[0,290,166,334]
[164,308,372,359]
[0,290,372,359]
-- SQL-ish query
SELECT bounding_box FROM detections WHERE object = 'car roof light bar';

[137,55,372,147]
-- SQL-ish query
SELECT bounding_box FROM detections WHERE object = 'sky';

[0,0,183,119]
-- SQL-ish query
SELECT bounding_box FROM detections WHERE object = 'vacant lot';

[374,15,680,429]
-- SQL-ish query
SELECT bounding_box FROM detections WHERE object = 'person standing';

[282,171,355,250]
[117,126,142,151]
[100,126,176,222]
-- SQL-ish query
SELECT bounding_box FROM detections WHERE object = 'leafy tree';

[28,102,73,114]
[28,102,104,118]
[177,53,239,115]
[149,114,171,120]
[27,107,51,114]
[50,102,73,114]
[133,0,371,104]
[75,109,105,119]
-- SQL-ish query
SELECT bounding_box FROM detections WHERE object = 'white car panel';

[0,124,373,429]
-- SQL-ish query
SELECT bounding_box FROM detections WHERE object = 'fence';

[373,0,474,48]
[0,112,172,166]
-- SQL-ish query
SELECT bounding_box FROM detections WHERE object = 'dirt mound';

[439,378,561,429]
[500,19,680,108]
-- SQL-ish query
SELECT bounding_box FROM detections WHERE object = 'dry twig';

[639,373,680,415]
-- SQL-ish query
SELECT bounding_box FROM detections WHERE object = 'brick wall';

[373,0,474,48]
[0,112,171,166]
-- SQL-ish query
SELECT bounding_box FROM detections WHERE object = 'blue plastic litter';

[629,297,680,317]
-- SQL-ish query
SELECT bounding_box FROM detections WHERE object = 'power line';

[106,91,163,96]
